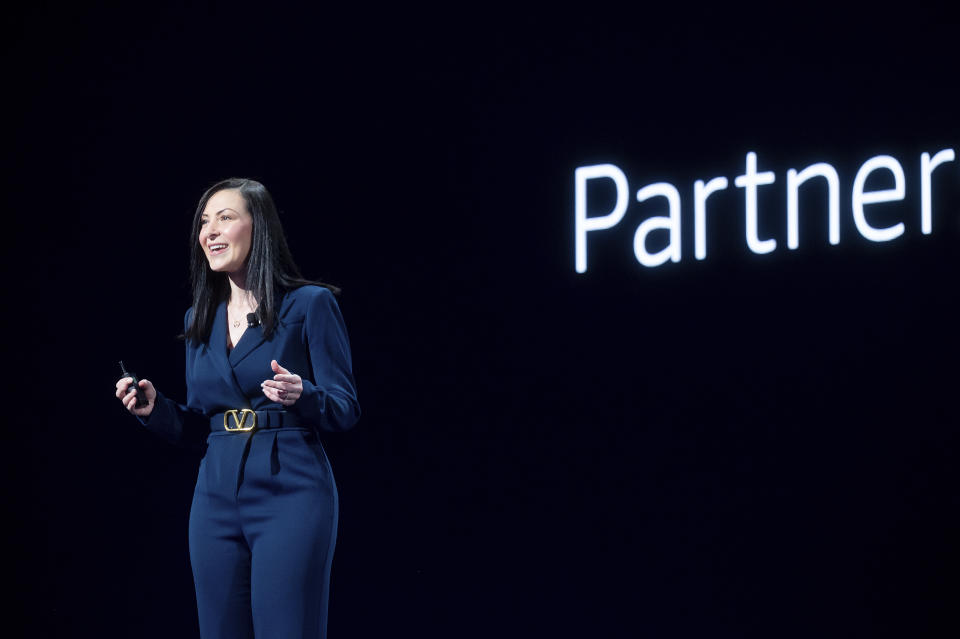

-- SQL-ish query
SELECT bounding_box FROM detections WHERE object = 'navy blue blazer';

[144,286,360,444]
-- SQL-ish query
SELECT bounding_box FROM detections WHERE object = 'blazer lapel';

[228,291,285,367]
[228,321,266,367]
[208,301,244,395]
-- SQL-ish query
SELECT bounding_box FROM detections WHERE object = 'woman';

[115,178,360,639]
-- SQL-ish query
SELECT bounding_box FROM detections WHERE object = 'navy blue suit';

[141,286,360,639]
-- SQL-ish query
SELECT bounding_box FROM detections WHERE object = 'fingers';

[116,379,142,401]
[261,382,300,397]
[124,391,148,413]
[115,376,156,418]
[263,362,301,407]
[138,378,157,401]
[115,377,133,398]
[124,392,139,411]
[261,383,295,406]
[261,384,280,402]
[261,380,303,406]
[261,379,300,392]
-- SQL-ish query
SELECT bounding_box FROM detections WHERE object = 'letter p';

[575,164,629,273]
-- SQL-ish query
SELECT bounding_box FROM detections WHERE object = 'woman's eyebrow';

[201,207,238,218]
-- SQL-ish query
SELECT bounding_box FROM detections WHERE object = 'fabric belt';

[209,410,307,432]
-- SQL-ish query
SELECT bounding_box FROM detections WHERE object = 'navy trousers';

[189,428,339,639]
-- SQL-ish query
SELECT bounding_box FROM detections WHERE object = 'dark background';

[7,5,958,638]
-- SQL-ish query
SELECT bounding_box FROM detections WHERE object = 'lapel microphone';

[247,312,260,328]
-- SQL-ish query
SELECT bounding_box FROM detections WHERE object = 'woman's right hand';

[115,377,157,418]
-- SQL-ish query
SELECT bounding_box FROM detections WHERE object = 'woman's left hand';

[261,359,303,407]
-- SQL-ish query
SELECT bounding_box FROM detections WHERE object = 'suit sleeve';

[290,288,361,432]
[135,308,208,448]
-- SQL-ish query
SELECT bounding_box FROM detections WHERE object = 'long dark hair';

[184,178,338,343]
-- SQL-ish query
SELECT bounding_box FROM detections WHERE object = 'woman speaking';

[115,178,360,638]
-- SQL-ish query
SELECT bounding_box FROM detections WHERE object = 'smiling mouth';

[208,243,228,255]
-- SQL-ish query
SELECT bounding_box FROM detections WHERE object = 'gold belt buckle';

[224,409,257,432]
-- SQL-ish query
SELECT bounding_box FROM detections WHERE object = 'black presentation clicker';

[119,360,149,408]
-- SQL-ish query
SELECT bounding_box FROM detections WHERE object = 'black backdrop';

[7,6,959,638]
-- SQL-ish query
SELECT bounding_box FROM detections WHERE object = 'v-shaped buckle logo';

[224,409,257,432]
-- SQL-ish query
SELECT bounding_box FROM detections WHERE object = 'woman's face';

[199,188,253,275]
